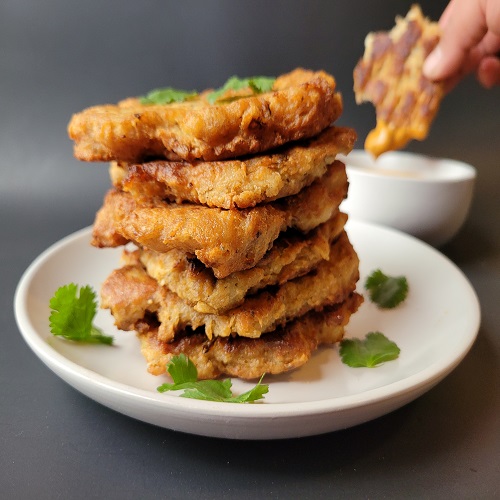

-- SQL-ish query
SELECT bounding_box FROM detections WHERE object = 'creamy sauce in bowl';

[349,166,425,179]
[338,150,476,183]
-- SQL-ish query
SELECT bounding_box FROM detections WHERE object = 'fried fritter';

[138,293,363,379]
[129,212,347,314]
[92,161,348,278]
[353,5,444,157]
[68,69,343,163]
[110,126,356,208]
[101,231,359,342]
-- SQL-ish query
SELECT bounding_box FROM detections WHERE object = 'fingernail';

[423,46,442,79]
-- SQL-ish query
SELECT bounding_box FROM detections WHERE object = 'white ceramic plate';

[14,221,480,440]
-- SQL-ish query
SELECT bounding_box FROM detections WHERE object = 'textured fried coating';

[110,126,356,208]
[68,68,343,163]
[92,161,348,278]
[138,293,363,380]
[353,5,444,157]
[130,212,347,314]
[100,231,359,342]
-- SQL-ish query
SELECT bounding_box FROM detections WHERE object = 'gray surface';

[1,1,499,498]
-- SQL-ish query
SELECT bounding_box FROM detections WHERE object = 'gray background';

[1,1,499,498]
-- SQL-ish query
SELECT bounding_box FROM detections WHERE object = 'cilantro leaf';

[339,332,400,368]
[364,269,409,308]
[157,354,268,403]
[139,87,197,105]
[247,76,275,94]
[227,376,269,403]
[49,284,113,345]
[167,352,199,384]
[207,75,275,104]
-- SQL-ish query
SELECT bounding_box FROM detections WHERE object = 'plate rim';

[13,222,481,430]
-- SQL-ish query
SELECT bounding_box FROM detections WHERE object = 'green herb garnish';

[207,75,275,104]
[139,87,198,105]
[157,354,268,403]
[247,76,276,93]
[364,269,409,309]
[339,332,400,368]
[49,284,113,344]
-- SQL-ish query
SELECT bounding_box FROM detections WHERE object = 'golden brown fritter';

[92,161,348,278]
[101,231,359,342]
[353,5,444,157]
[130,212,347,314]
[110,126,356,208]
[138,293,363,380]
[68,69,343,163]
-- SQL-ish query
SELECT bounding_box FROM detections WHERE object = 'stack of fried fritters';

[68,68,363,379]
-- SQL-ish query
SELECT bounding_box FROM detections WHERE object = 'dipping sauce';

[337,149,476,247]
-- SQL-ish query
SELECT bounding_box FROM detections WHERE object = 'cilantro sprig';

[207,75,275,104]
[137,75,275,106]
[339,332,400,368]
[49,284,113,345]
[157,354,268,403]
[365,269,409,309]
[139,87,198,105]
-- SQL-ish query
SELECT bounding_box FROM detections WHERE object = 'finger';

[475,30,500,58]
[439,0,458,28]
[439,33,500,92]
[424,0,488,81]
[484,0,500,37]
[477,55,500,88]
[463,31,500,75]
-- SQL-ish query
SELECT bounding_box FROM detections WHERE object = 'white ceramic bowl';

[339,150,476,247]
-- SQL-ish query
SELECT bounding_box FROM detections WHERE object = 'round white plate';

[14,221,480,439]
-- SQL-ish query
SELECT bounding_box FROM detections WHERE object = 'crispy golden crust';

[111,126,356,209]
[68,68,343,163]
[131,212,347,314]
[353,5,444,157]
[92,161,348,278]
[138,293,363,380]
[101,231,359,342]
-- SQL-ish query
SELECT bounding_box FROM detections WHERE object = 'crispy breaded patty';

[68,69,343,163]
[92,161,348,278]
[130,212,347,314]
[353,5,444,157]
[110,126,356,208]
[101,231,359,342]
[138,293,363,380]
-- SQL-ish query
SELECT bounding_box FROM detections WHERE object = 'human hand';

[423,0,500,89]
